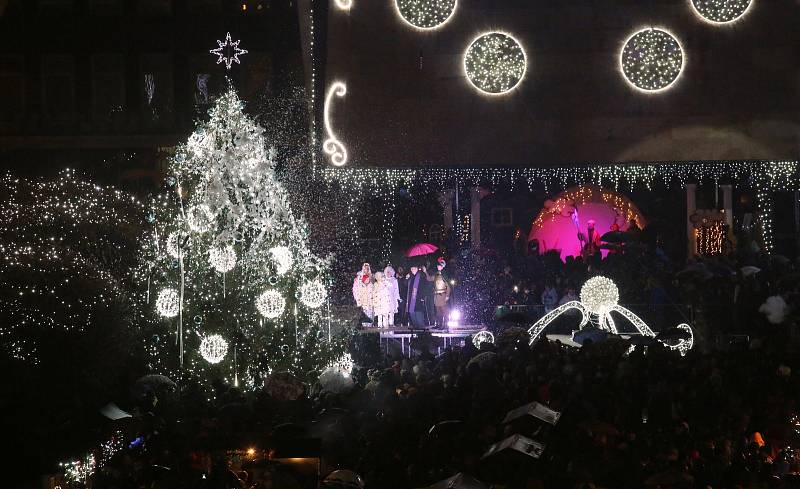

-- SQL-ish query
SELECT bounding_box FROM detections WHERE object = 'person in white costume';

[353,263,374,321]
[372,271,394,328]
[383,265,401,327]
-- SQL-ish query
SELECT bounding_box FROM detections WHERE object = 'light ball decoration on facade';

[269,246,294,275]
[208,244,236,273]
[186,204,215,233]
[580,276,620,315]
[464,32,527,95]
[472,330,495,349]
[299,279,327,309]
[620,28,684,92]
[156,288,180,318]
[256,289,286,319]
[199,334,228,364]
[394,0,457,30]
[690,0,752,24]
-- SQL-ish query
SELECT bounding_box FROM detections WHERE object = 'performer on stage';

[372,271,393,328]
[405,263,429,328]
[425,258,451,328]
[353,263,374,323]
[383,265,401,327]
[578,219,601,259]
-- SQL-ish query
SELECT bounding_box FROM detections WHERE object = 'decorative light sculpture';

[256,289,286,318]
[526,276,694,355]
[166,232,189,258]
[620,28,684,92]
[472,330,495,349]
[209,32,248,70]
[199,334,228,364]
[464,32,527,95]
[329,352,354,375]
[690,0,753,24]
[299,279,327,309]
[208,244,236,273]
[156,288,180,318]
[394,0,457,30]
[269,246,294,275]
[186,204,214,233]
[323,82,348,166]
[333,0,352,10]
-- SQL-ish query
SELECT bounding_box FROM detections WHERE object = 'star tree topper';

[210,32,248,70]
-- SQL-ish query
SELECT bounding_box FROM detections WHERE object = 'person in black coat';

[405,262,430,328]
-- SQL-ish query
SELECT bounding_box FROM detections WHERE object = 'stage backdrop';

[528,186,646,261]
[311,0,799,168]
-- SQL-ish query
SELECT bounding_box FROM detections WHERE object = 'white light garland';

[208,244,236,273]
[299,279,327,309]
[580,276,619,316]
[690,0,753,24]
[256,289,286,318]
[394,0,457,30]
[199,334,228,364]
[269,246,294,275]
[620,28,684,93]
[166,232,188,258]
[186,204,214,233]
[464,32,527,95]
[209,32,248,70]
[156,288,180,318]
[472,330,495,349]
[323,82,348,166]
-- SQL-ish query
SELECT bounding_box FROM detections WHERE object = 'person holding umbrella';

[405,260,430,328]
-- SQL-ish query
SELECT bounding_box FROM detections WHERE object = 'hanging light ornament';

[256,289,286,318]
[580,276,620,315]
[187,204,215,233]
[208,244,236,273]
[166,232,189,258]
[269,246,294,275]
[620,28,684,92]
[199,334,228,364]
[464,32,527,95]
[299,279,327,309]
[472,330,495,349]
[394,0,457,30]
[690,0,753,24]
[156,288,180,318]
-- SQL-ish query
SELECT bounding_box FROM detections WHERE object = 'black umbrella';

[427,419,464,438]
[600,231,635,243]
[627,335,657,346]
[656,327,692,342]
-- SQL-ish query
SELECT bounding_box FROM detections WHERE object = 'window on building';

[92,54,125,123]
[0,56,25,127]
[139,0,172,15]
[41,54,75,123]
[491,207,513,227]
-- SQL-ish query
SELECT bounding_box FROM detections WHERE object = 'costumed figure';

[383,265,401,326]
[372,272,394,328]
[353,263,374,322]
[425,258,452,328]
[405,263,429,327]
[578,219,602,259]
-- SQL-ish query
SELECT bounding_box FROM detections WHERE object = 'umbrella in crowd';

[427,419,464,438]
[572,327,608,345]
[405,243,438,257]
[468,351,497,368]
[600,231,635,243]
[741,266,762,277]
[656,327,693,342]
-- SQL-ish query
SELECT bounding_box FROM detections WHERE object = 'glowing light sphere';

[472,330,495,349]
[208,244,236,273]
[464,32,526,95]
[166,232,189,258]
[580,276,619,315]
[620,28,683,92]
[269,246,294,275]
[256,289,286,318]
[330,353,354,375]
[299,279,327,309]
[199,334,228,364]
[690,0,752,24]
[156,288,180,318]
[394,0,457,30]
[187,204,215,233]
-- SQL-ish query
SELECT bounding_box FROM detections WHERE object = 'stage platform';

[358,326,487,357]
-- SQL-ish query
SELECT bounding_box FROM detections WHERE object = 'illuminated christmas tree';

[141,89,347,387]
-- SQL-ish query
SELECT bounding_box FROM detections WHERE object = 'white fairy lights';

[166,232,188,258]
[323,81,348,166]
[464,32,527,95]
[199,334,228,364]
[256,289,286,318]
[690,0,753,24]
[209,32,248,70]
[472,330,495,349]
[620,28,684,92]
[208,244,237,273]
[580,276,619,315]
[156,288,180,318]
[269,246,294,275]
[187,204,214,233]
[394,0,457,30]
[299,279,327,309]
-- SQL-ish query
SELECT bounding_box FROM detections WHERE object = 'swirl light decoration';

[208,244,237,273]
[690,0,753,24]
[156,288,180,318]
[620,28,684,93]
[472,330,495,349]
[199,334,228,364]
[256,289,286,318]
[299,279,327,309]
[394,0,457,30]
[526,276,694,355]
[323,82,348,166]
[269,246,294,275]
[464,32,527,95]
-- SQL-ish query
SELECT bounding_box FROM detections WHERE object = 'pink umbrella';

[405,243,438,257]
